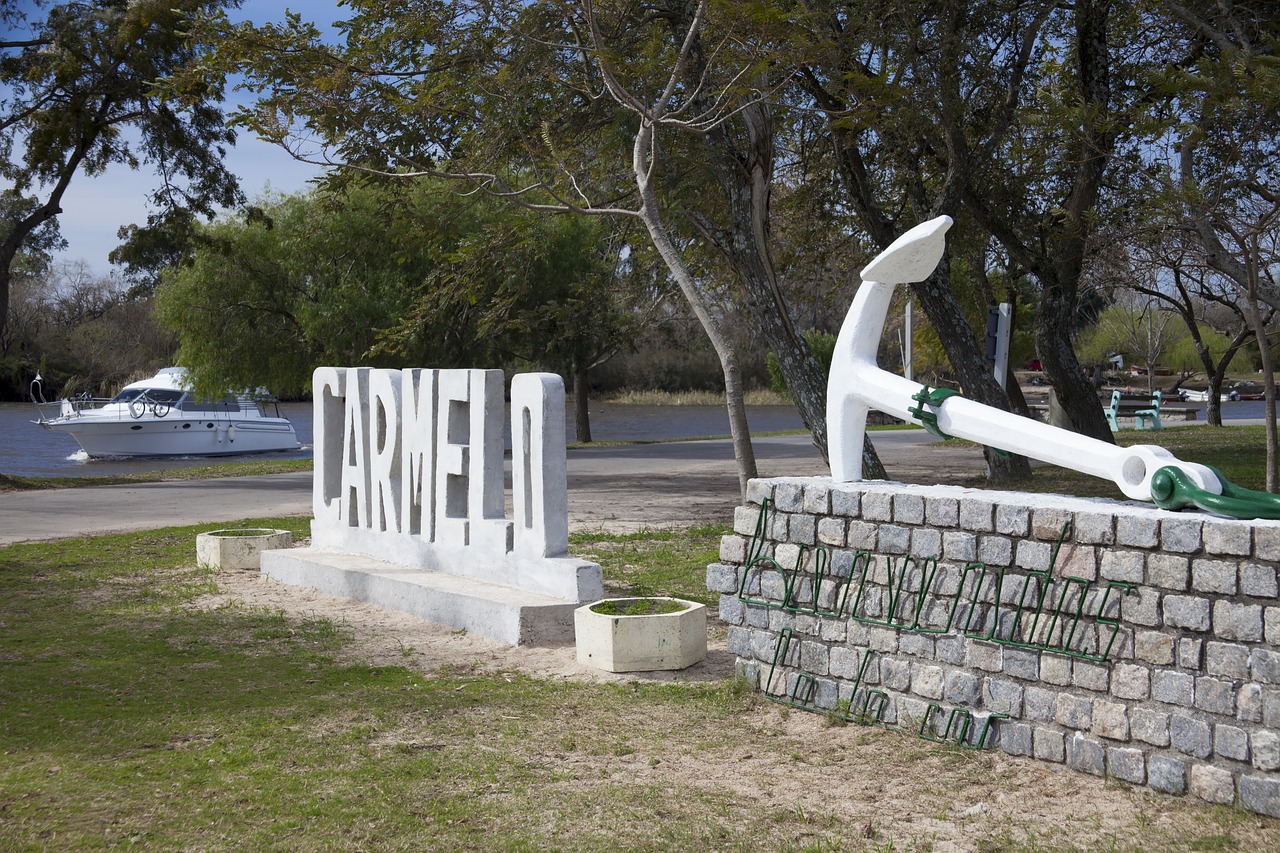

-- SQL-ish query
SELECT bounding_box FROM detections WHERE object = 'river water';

[0,400,807,478]
[3,396,1273,479]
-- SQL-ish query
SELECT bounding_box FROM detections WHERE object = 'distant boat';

[32,368,300,457]
[1183,383,1268,403]
[1182,388,1229,403]
[1230,382,1265,401]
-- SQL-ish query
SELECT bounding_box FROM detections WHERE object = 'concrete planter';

[574,597,707,673]
[197,528,292,570]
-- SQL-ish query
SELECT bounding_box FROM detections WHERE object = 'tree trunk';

[912,262,1031,484]
[810,112,1027,482]
[574,363,592,444]
[633,124,758,496]
[1245,279,1279,492]
[693,105,885,478]
[1199,326,1252,427]
[1035,290,1116,441]
[1,128,98,339]
[1206,372,1224,427]
[0,264,10,353]
[663,0,884,480]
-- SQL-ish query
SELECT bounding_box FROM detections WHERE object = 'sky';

[7,1,344,276]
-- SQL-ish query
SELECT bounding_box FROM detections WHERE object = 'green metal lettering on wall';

[848,552,943,631]
[763,628,888,724]
[737,498,805,610]
[954,523,1135,662]
[740,502,1135,663]
[919,704,1009,750]
[763,628,1003,748]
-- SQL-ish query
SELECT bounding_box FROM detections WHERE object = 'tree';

[0,0,243,338]
[156,180,636,416]
[789,0,1089,481]
[1125,231,1260,426]
[380,191,648,442]
[176,0,921,493]
[6,260,173,397]
[1141,0,1280,488]
[0,189,65,364]
[1076,301,1182,392]
[109,207,200,298]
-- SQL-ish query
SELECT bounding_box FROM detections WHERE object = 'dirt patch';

[200,563,1272,852]
[205,565,735,685]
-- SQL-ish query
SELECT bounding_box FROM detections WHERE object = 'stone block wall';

[708,477,1280,816]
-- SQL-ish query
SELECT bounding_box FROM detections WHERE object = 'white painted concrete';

[263,549,580,646]
[278,366,601,645]
[196,528,292,571]
[574,598,707,672]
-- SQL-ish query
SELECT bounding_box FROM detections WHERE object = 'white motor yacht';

[33,368,300,457]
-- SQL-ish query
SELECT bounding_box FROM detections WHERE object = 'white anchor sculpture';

[826,216,1225,505]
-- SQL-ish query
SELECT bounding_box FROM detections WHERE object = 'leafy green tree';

[785,0,1041,479]
[0,0,243,340]
[803,0,1150,444]
[1123,230,1262,426]
[110,208,200,298]
[156,180,635,422]
[377,185,645,441]
[1163,325,1251,379]
[1076,303,1183,393]
[0,189,66,369]
[177,0,941,490]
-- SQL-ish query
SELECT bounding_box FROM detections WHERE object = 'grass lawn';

[0,520,759,850]
[2,423,1278,848]
[0,458,313,492]
[3,519,1279,850]
[958,424,1275,498]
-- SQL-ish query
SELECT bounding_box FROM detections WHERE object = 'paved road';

[0,472,315,545]
[0,431,971,545]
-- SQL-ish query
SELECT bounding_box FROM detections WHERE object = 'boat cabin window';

[110,388,185,405]
[177,394,246,413]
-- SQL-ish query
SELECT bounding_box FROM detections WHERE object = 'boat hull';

[44,415,299,457]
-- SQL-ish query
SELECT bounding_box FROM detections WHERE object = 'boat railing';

[30,372,288,423]
[28,375,105,423]
[65,394,116,413]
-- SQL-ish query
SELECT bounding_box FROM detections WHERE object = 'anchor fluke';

[860,216,953,285]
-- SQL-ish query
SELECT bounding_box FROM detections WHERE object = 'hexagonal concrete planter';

[574,597,707,673]
[196,528,292,571]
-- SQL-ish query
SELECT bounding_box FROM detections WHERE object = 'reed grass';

[594,388,793,406]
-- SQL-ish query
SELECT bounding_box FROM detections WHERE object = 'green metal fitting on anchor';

[1150,464,1280,520]
[908,385,1010,458]
[908,386,961,440]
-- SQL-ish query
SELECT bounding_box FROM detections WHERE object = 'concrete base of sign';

[261,547,581,646]
[197,528,292,570]
[574,598,707,673]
